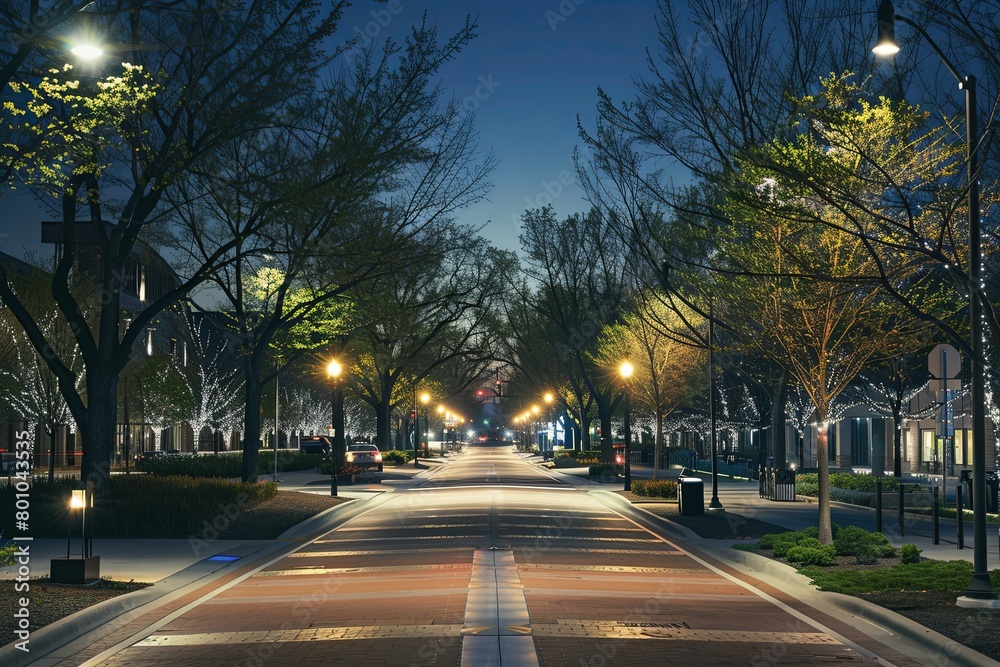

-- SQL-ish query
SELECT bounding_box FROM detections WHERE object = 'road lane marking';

[461,548,539,667]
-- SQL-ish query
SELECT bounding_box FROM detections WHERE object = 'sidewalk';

[541,460,1000,567]
[0,454,451,585]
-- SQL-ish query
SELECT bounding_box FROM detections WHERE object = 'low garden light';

[52,482,99,583]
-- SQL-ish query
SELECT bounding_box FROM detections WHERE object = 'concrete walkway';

[539,459,1000,568]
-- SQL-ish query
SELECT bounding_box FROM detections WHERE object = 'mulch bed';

[1,579,152,648]
[214,490,348,540]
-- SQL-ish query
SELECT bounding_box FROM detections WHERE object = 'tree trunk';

[375,399,392,452]
[598,400,613,461]
[241,365,263,482]
[892,404,903,477]
[816,420,833,545]
[770,372,789,467]
[47,426,56,484]
[653,411,663,480]
[79,369,118,496]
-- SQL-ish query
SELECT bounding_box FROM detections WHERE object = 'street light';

[416,392,431,466]
[69,3,104,61]
[873,0,996,606]
[661,262,723,511]
[543,392,555,459]
[619,362,633,492]
[531,405,540,454]
[326,359,344,497]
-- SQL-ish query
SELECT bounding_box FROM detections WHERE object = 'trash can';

[678,477,704,516]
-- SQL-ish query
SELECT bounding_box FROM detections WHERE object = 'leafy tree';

[517,206,629,460]
[344,230,505,452]
[152,20,492,481]
[593,292,705,477]
[0,0,351,489]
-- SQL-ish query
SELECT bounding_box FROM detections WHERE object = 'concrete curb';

[607,497,1000,667]
[701,545,1000,667]
[590,489,702,541]
[0,494,382,666]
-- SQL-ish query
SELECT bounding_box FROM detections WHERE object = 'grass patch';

[799,560,1000,595]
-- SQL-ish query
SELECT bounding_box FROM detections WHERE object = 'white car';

[345,444,383,472]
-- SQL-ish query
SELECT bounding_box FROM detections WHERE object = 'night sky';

[0,1,664,259]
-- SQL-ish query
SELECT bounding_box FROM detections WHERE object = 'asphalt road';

[54,445,928,667]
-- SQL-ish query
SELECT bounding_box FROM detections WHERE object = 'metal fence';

[759,467,797,501]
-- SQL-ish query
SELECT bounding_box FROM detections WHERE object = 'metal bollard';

[875,479,883,533]
[898,483,905,537]
[956,484,964,549]
[933,486,939,545]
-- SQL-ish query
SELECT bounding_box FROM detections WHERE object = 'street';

[58,446,926,667]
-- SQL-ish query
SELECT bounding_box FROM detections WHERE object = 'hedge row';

[0,475,276,538]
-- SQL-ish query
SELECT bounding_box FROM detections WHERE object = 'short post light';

[52,481,99,583]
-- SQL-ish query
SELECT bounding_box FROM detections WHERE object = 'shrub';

[381,450,412,464]
[785,544,837,566]
[259,450,323,474]
[801,523,841,540]
[759,531,816,557]
[631,480,678,499]
[900,544,922,564]
[319,460,362,475]
[0,533,14,567]
[137,454,242,479]
[1,476,279,538]
[834,525,896,562]
[575,457,600,465]
[589,463,618,476]
[796,482,819,497]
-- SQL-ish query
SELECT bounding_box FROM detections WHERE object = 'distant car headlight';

[346,453,355,462]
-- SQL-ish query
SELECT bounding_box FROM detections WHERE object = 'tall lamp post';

[620,362,633,492]
[416,392,430,466]
[543,392,555,459]
[661,262,723,510]
[531,405,540,454]
[873,0,997,605]
[326,359,344,497]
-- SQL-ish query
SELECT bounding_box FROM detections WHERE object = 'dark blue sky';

[0,1,664,259]
[384,0,662,250]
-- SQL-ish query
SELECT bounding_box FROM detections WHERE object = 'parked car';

[345,444,383,472]
[137,450,166,462]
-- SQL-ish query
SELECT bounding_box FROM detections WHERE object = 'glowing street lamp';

[326,359,344,497]
[543,392,555,459]
[70,3,104,61]
[415,391,431,466]
[620,362,634,491]
[872,0,996,606]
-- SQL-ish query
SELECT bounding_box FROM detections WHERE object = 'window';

[920,429,936,463]
[954,429,971,466]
